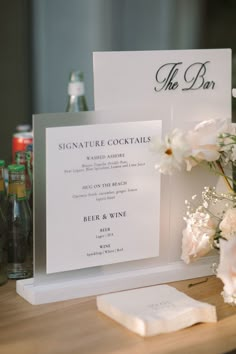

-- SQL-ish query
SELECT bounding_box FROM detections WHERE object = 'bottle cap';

[26,143,33,152]
[0,160,5,167]
[16,124,32,132]
[15,150,26,157]
[69,70,84,82]
[26,151,31,160]
[8,164,25,172]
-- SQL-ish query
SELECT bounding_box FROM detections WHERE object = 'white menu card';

[46,120,161,274]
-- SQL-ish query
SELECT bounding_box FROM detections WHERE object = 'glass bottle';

[0,160,7,212]
[15,151,33,208]
[0,205,7,286]
[66,70,88,112]
[7,164,33,279]
[26,144,33,210]
[0,160,8,285]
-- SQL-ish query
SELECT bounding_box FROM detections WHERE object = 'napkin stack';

[97,284,217,337]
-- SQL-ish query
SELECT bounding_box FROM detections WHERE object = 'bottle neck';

[68,95,82,103]
[15,152,32,192]
[66,95,88,112]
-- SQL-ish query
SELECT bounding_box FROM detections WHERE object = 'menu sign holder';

[16,109,218,305]
[17,48,231,305]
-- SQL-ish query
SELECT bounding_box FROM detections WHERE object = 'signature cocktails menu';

[46,120,161,274]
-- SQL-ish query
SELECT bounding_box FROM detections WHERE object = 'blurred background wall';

[1,0,236,162]
[0,0,31,163]
[31,0,205,113]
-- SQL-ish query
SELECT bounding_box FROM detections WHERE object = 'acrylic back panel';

[93,49,231,121]
[93,48,232,264]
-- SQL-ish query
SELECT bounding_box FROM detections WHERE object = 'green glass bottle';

[66,70,89,112]
[15,150,33,209]
[7,164,33,279]
[0,160,7,211]
[0,160,8,285]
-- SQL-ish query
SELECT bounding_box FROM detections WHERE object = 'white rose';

[181,211,216,264]
[186,119,230,170]
[217,238,236,304]
[219,208,236,240]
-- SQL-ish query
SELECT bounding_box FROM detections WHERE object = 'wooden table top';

[1,276,236,354]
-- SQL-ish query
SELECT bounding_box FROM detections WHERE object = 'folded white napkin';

[97,284,217,337]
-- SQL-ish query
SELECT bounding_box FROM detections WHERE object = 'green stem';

[215,161,234,192]
[191,158,235,192]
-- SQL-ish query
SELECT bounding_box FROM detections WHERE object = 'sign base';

[16,256,217,305]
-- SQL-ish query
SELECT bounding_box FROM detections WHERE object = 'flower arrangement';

[151,118,236,305]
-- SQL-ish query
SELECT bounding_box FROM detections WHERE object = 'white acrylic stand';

[16,111,222,306]
[16,256,217,305]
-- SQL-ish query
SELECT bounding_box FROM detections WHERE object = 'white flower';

[217,238,236,304]
[181,210,216,264]
[219,208,236,240]
[186,119,230,170]
[231,145,236,162]
[151,129,190,175]
[219,127,236,164]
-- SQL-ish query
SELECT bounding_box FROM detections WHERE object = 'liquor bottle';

[6,164,33,279]
[0,160,8,285]
[66,70,88,112]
